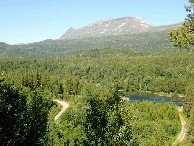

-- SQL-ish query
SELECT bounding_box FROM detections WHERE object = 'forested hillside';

[0,29,181,60]
[1,52,193,95]
[1,45,194,145]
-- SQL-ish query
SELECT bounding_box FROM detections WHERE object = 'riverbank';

[149,91,184,98]
[119,90,184,98]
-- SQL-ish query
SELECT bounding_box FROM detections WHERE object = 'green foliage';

[26,89,53,145]
[168,1,194,51]
[187,107,194,144]
[1,53,193,96]
[0,77,52,145]
[44,84,181,145]
[122,101,180,146]
[0,83,28,145]
[0,71,5,82]
[0,49,191,145]
[184,85,194,116]
[183,83,194,145]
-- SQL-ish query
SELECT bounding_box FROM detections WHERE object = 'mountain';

[59,17,180,40]
[60,17,154,39]
[0,17,186,60]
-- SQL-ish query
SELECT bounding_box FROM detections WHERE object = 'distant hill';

[0,17,186,60]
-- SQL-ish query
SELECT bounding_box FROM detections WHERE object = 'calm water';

[122,92,183,106]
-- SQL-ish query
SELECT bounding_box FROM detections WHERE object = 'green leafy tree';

[26,90,52,145]
[58,83,64,94]
[0,82,28,145]
[168,0,194,51]
[187,107,194,144]
[184,85,194,116]
[0,72,5,82]
[0,75,52,145]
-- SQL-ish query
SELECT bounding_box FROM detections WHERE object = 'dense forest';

[0,0,194,144]
[1,50,193,95]
[0,49,194,145]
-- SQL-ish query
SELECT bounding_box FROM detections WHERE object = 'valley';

[0,14,194,146]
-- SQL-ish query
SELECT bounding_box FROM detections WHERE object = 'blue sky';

[0,0,190,44]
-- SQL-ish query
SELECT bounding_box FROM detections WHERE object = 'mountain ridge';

[0,16,185,60]
[59,16,181,40]
[59,17,155,39]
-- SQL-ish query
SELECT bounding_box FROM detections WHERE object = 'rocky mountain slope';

[59,17,179,40]
[60,17,155,39]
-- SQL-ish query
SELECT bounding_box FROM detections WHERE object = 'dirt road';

[53,100,186,144]
[53,100,69,121]
[172,107,186,145]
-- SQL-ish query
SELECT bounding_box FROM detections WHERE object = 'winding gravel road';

[53,100,69,121]
[53,100,186,145]
[172,107,186,145]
